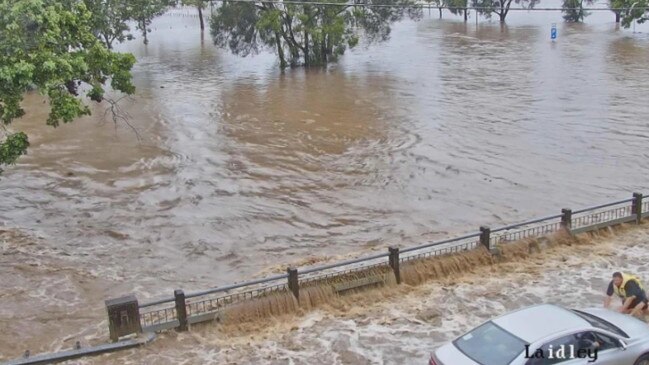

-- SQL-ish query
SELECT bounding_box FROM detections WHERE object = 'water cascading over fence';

[106,192,649,341]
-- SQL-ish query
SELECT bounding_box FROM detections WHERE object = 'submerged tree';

[83,0,172,47]
[183,0,209,31]
[83,0,133,49]
[447,0,470,21]
[472,0,540,22]
[127,0,172,45]
[609,0,622,22]
[611,0,648,27]
[210,0,422,68]
[0,0,136,173]
[424,0,447,18]
[562,0,592,22]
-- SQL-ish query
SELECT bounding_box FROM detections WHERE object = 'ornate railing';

[491,218,562,246]
[140,305,177,331]
[104,191,647,340]
[400,233,480,262]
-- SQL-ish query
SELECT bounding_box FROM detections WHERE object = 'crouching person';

[604,272,648,318]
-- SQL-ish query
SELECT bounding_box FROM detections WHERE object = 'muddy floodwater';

[1,2,649,363]
[78,226,649,364]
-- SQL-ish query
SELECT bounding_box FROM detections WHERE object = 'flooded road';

[66,225,649,364]
[1,2,649,361]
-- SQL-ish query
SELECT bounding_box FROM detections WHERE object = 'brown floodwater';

[80,225,649,364]
[0,3,648,362]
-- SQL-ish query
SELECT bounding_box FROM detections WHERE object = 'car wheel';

[635,354,649,365]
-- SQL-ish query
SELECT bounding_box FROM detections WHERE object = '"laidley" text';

[524,344,598,363]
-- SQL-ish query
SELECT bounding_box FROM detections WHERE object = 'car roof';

[492,304,590,343]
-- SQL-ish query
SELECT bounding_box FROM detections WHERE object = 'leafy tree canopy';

[82,0,133,49]
[80,0,172,48]
[446,0,469,18]
[0,0,136,173]
[612,0,649,27]
[562,0,592,22]
[128,0,172,45]
[472,0,540,22]
[210,0,422,68]
[181,0,209,30]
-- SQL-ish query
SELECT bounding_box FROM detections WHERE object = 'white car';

[429,304,649,365]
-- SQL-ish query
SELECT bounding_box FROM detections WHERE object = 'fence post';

[287,267,299,303]
[388,247,401,284]
[105,295,142,342]
[174,289,188,332]
[632,192,643,225]
[561,208,572,231]
[479,226,491,251]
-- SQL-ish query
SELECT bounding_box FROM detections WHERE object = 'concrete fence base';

[9,192,647,364]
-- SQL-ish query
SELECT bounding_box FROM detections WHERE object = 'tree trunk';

[285,35,299,66]
[282,14,301,65]
[615,11,620,23]
[501,0,513,23]
[142,20,149,45]
[198,5,205,31]
[439,7,442,18]
[275,32,286,69]
[464,8,468,21]
[326,35,332,56]
[304,31,310,66]
[103,34,113,49]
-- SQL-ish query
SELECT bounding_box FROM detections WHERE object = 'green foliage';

[80,0,172,47]
[126,0,172,45]
[562,0,592,21]
[446,0,469,16]
[211,2,267,57]
[182,0,207,8]
[424,0,447,9]
[0,0,136,173]
[210,0,422,68]
[472,0,540,22]
[82,0,133,49]
[181,0,208,30]
[612,0,649,27]
[0,133,29,174]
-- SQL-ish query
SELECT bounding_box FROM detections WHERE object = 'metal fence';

[400,233,480,262]
[491,217,562,246]
[184,281,290,325]
[571,199,636,232]
[140,305,177,331]
[105,191,648,340]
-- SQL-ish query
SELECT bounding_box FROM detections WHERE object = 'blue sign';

[551,23,557,40]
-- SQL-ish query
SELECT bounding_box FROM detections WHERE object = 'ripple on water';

[1,10,649,361]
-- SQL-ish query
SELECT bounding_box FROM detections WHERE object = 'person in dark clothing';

[604,272,648,318]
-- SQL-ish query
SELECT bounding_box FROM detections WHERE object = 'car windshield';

[453,321,525,365]
[571,310,629,338]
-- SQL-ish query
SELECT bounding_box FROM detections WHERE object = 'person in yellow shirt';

[604,272,648,318]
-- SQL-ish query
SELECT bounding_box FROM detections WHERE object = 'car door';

[584,330,637,365]
[523,331,635,365]
[523,333,581,365]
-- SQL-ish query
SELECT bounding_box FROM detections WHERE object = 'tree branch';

[102,96,141,141]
